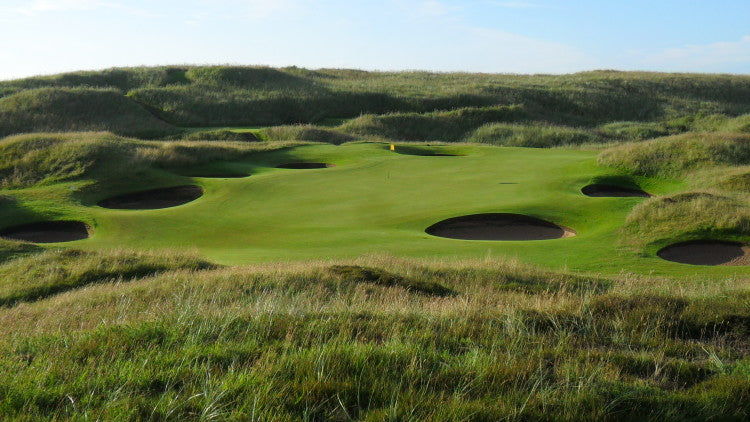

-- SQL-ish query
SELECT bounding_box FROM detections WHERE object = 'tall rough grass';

[0,88,178,138]
[340,105,525,142]
[598,133,750,177]
[623,192,750,247]
[0,250,747,420]
[0,132,299,189]
[466,122,598,147]
[3,66,750,136]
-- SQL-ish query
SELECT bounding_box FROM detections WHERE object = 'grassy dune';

[2,66,750,142]
[0,250,748,420]
[0,88,178,139]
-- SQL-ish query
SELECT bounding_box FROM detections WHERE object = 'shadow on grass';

[328,265,456,297]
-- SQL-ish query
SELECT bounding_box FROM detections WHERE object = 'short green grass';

[1,138,746,277]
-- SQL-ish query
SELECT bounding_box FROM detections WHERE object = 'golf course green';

[5,141,745,276]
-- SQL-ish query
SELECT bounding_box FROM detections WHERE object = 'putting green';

[7,143,749,276]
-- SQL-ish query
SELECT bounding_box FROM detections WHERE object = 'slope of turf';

[0,251,748,420]
[1,138,747,277]
[3,66,750,141]
[0,88,178,138]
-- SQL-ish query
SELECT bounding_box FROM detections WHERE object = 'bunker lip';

[276,162,334,169]
[426,213,576,241]
[98,185,203,210]
[657,240,750,266]
[0,220,90,243]
[581,184,650,197]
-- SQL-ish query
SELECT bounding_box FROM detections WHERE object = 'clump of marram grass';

[339,105,526,142]
[598,133,750,177]
[692,166,750,193]
[0,255,747,420]
[181,129,260,142]
[596,121,670,141]
[622,191,750,247]
[260,124,355,144]
[466,122,598,147]
[0,132,300,188]
[0,248,215,306]
[3,66,750,131]
[328,265,455,297]
[0,87,178,138]
[0,132,127,189]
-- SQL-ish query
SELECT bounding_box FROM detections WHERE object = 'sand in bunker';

[658,240,750,266]
[0,221,90,243]
[582,184,650,197]
[276,162,333,169]
[98,185,203,210]
[426,213,576,241]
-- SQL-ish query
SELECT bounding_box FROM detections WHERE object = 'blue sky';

[0,0,748,80]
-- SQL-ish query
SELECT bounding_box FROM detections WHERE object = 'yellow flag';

[390,144,395,151]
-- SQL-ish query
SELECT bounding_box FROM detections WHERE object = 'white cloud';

[622,36,750,72]
[428,25,598,73]
[653,36,750,68]
[490,1,541,9]
[14,0,120,15]
[8,0,161,18]
[417,1,450,16]
[184,0,309,23]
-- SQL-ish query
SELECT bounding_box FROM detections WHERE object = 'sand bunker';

[426,213,576,241]
[657,240,750,266]
[276,162,334,169]
[582,184,650,197]
[0,221,90,243]
[98,185,203,210]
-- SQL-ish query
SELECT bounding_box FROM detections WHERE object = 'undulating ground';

[0,66,748,421]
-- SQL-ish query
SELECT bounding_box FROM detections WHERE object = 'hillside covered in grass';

[1,66,749,421]
[1,66,749,144]
[0,249,749,420]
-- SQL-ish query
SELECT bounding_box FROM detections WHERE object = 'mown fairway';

[11,142,728,277]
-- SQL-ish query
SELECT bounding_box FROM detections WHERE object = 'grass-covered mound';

[0,252,748,420]
[598,133,750,176]
[260,124,355,144]
[623,192,750,248]
[3,66,750,139]
[0,88,178,138]
[0,132,297,189]
[339,105,525,142]
[598,135,750,254]
[696,166,750,192]
[466,122,597,147]
[0,249,214,306]
[181,129,260,142]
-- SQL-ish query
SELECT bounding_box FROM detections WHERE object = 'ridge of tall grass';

[623,192,750,248]
[0,251,747,420]
[0,132,300,189]
[598,133,750,177]
[0,87,178,138]
[3,66,750,135]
